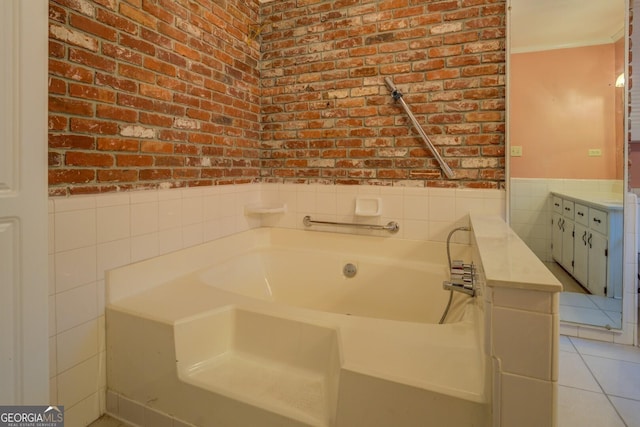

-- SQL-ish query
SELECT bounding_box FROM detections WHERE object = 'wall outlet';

[510,146,523,157]
[588,148,602,157]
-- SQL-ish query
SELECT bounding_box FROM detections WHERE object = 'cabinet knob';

[593,218,601,224]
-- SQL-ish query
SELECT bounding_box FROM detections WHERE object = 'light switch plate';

[510,146,523,157]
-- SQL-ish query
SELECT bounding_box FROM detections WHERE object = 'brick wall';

[48,0,506,196]
[260,0,506,188]
[48,0,262,196]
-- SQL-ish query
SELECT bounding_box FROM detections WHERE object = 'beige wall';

[510,44,619,179]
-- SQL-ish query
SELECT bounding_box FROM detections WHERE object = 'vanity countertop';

[550,191,623,211]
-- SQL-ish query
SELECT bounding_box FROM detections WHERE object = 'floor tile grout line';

[569,346,640,366]
[568,336,629,426]
[606,392,640,402]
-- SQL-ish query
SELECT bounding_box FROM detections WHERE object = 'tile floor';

[559,335,640,427]
[546,261,588,295]
[90,335,640,427]
[560,292,623,329]
[545,261,624,329]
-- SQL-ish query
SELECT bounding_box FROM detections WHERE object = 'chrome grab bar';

[384,76,455,179]
[303,215,399,233]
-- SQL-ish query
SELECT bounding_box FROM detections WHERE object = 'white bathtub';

[106,227,489,427]
[192,233,470,324]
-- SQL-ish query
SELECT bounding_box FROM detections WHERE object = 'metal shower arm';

[384,77,455,179]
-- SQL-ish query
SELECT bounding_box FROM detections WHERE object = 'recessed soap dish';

[244,204,287,215]
[355,197,382,217]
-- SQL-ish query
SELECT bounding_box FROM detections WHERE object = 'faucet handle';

[451,260,474,275]
[451,259,465,270]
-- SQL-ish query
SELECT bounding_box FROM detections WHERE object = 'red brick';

[157,49,188,68]
[143,57,176,77]
[141,0,174,23]
[139,112,173,127]
[70,118,119,135]
[69,48,116,72]
[119,34,156,59]
[48,115,68,131]
[66,151,114,167]
[139,169,172,180]
[156,155,184,166]
[49,78,67,95]
[96,8,138,34]
[141,141,173,153]
[119,2,157,29]
[118,64,155,84]
[117,93,154,111]
[48,96,93,116]
[139,83,172,101]
[49,59,94,83]
[69,13,117,41]
[96,105,138,122]
[49,134,95,149]
[97,170,138,182]
[96,73,138,93]
[49,169,95,185]
[69,83,116,103]
[49,3,67,23]
[102,43,143,65]
[49,41,66,58]
[97,138,139,151]
[116,154,154,166]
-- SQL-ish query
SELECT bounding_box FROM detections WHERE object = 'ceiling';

[510,0,625,53]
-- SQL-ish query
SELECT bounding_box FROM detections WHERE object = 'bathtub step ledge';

[181,351,330,427]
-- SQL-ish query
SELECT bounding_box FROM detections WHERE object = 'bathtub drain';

[343,263,357,278]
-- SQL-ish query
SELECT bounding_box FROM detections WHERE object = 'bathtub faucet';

[442,260,476,297]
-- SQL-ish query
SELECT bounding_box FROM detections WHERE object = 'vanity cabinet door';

[561,219,574,273]
[573,223,589,287]
[587,232,608,297]
[552,213,563,263]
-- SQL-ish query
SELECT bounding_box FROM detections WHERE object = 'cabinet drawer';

[552,196,563,214]
[562,200,574,219]
[575,203,589,226]
[589,208,608,235]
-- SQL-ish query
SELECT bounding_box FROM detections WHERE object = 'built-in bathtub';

[106,214,561,427]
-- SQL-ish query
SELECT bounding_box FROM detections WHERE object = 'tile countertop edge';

[470,214,563,293]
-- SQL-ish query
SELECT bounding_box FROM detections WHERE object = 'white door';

[0,0,49,404]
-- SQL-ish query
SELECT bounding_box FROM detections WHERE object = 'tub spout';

[442,280,475,297]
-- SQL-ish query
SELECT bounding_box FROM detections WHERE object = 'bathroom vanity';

[551,192,623,298]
